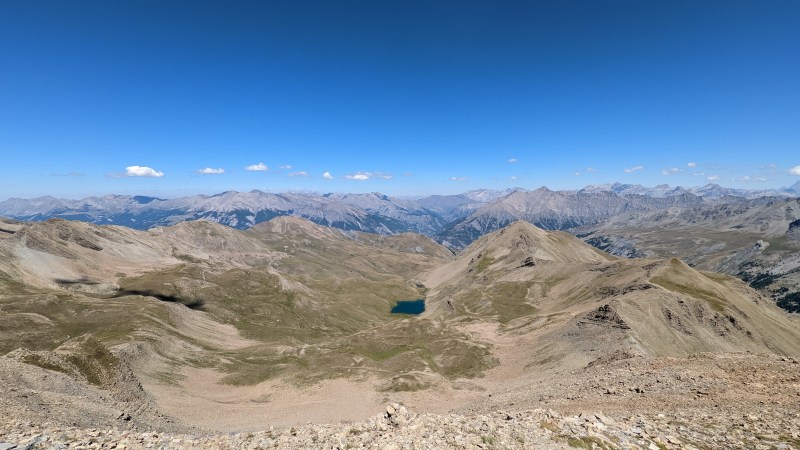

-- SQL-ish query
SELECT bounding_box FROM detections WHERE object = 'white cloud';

[508,158,517,164]
[661,167,680,176]
[280,165,293,170]
[687,162,697,167]
[197,167,224,174]
[450,176,467,181]
[126,166,164,177]
[245,162,269,171]
[624,165,644,173]
[574,172,581,176]
[585,167,597,173]
[707,175,720,181]
[740,176,751,181]
[790,166,800,176]
[288,171,308,177]
[322,171,334,180]
[344,171,393,181]
[509,176,518,180]
[402,172,414,177]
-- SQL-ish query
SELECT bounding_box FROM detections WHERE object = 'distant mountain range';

[1,182,799,250]
[580,180,800,199]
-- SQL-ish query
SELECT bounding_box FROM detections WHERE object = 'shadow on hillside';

[54,277,101,286]
[111,288,206,311]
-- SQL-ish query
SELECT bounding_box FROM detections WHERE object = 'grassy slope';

[0,217,496,391]
[3,217,800,397]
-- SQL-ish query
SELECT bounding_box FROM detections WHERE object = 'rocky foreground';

[3,402,800,449]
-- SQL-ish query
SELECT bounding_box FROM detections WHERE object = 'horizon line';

[2,181,798,202]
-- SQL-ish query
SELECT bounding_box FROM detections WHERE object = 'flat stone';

[595,413,615,425]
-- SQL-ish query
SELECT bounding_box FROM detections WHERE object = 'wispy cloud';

[707,175,720,181]
[507,157,517,164]
[574,172,581,176]
[126,166,164,177]
[450,176,467,181]
[402,172,414,177]
[585,167,597,173]
[344,171,393,181]
[197,167,224,174]
[661,167,680,176]
[624,165,644,173]
[245,162,269,171]
[739,175,766,182]
[687,162,697,167]
[322,171,334,180]
[279,164,293,170]
[288,171,309,177]
[790,166,800,176]
[51,172,85,177]
[509,176,518,180]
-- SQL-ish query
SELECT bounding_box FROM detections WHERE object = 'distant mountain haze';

[2,184,797,251]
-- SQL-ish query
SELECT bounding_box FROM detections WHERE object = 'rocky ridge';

[2,401,800,449]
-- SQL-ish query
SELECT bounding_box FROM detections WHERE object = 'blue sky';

[1,0,799,199]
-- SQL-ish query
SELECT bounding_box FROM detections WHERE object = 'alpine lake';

[391,299,425,315]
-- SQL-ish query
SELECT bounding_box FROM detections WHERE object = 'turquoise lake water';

[391,299,425,315]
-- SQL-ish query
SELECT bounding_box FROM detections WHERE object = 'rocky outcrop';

[2,401,800,449]
[788,219,800,240]
[579,304,631,330]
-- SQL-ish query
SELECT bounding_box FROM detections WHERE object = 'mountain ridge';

[2,183,799,253]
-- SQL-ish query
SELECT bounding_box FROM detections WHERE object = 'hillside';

[424,221,800,362]
[1,218,800,448]
[579,197,800,312]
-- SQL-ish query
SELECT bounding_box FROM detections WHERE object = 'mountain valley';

[5,183,800,317]
[2,209,800,448]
